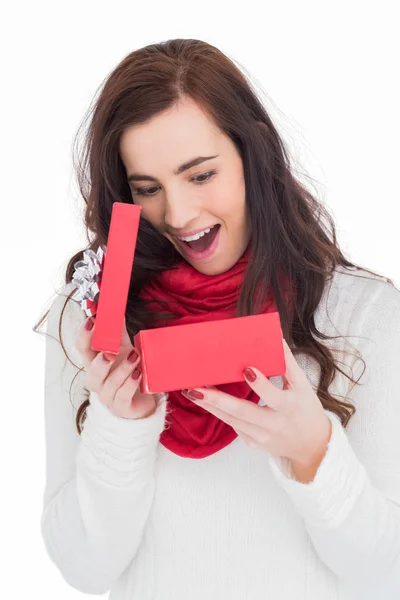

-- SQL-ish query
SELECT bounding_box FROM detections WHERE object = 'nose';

[163,193,200,231]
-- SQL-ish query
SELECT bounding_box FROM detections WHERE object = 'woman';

[34,39,400,599]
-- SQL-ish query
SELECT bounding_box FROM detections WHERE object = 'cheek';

[136,201,164,230]
[209,180,246,225]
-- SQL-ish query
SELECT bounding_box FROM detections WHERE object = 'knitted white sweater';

[40,265,400,599]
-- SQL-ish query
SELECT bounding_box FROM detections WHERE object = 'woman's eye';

[193,170,216,184]
[134,186,159,196]
[132,170,216,197]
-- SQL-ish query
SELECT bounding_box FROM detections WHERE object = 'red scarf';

[139,254,294,459]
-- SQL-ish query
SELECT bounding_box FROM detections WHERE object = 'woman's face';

[119,96,250,276]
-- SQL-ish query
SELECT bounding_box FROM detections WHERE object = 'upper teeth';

[177,225,216,242]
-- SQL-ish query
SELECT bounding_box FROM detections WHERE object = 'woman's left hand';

[181,339,332,472]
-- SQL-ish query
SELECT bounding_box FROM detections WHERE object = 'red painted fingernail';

[127,349,138,363]
[182,389,204,401]
[131,367,141,380]
[85,318,94,331]
[243,368,257,382]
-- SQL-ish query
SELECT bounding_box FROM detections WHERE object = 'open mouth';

[178,224,221,253]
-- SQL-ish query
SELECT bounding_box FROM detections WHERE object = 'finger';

[75,317,98,368]
[183,387,274,425]
[85,349,117,393]
[242,367,283,410]
[184,390,272,440]
[282,339,309,389]
[102,348,141,399]
[232,428,261,449]
[113,365,143,414]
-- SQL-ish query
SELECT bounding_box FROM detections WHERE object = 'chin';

[186,255,239,276]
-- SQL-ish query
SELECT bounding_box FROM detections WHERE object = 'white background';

[1,0,399,598]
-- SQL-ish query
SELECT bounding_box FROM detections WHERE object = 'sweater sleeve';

[40,285,167,594]
[267,282,400,595]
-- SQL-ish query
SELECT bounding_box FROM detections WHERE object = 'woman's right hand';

[75,315,158,420]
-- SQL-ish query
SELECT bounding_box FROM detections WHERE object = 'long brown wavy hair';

[33,38,395,435]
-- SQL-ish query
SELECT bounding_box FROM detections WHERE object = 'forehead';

[119,99,222,173]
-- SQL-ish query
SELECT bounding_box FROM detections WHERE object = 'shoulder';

[316,264,400,337]
[47,280,82,324]
[45,281,86,358]
[314,265,400,382]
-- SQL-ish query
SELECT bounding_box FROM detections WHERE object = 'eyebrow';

[127,155,219,183]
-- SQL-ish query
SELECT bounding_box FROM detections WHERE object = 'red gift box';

[134,311,286,394]
[91,202,142,354]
